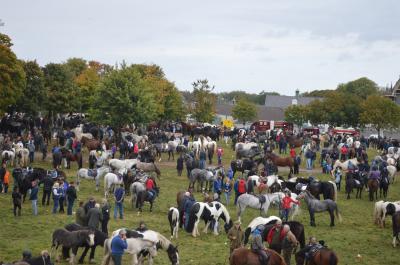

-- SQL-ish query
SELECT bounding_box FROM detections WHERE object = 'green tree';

[191,79,216,123]
[0,33,25,114]
[15,60,45,115]
[284,104,309,127]
[360,95,400,135]
[307,100,327,125]
[337,77,378,99]
[89,64,157,130]
[232,98,257,124]
[42,63,75,117]
[64,57,87,77]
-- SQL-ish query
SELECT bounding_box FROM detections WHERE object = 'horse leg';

[149,201,153,212]
[329,209,335,227]
[78,247,89,264]
[309,210,316,226]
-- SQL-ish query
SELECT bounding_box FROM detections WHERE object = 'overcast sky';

[2,0,400,95]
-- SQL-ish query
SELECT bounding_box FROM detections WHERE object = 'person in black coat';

[12,186,22,216]
[66,182,77,215]
[84,197,96,214]
[41,175,54,206]
[177,155,184,177]
[101,198,111,235]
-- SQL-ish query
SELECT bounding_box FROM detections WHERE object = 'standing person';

[41,141,47,161]
[176,155,184,177]
[114,184,125,219]
[340,145,348,161]
[281,191,299,222]
[289,146,296,159]
[27,140,35,164]
[84,197,96,214]
[235,177,246,205]
[66,182,77,215]
[0,162,6,192]
[294,155,301,175]
[111,229,127,265]
[223,177,232,206]
[227,167,234,180]
[58,179,67,213]
[227,220,244,256]
[87,203,103,230]
[52,182,60,214]
[183,192,196,230]
[3,168,10,193]
[266,220,285,254]
[111,143,117,159]
[12,186,22,216]
[41,174,53,206]
[29,180,39,216]
[282,225,299,265]
[213,175,222,200]
[305,149,313,170]
[223,129,229,145]
[75,201,87,226]
[217,146,224,166]
[199,149,206,169]
[101,198,111,235]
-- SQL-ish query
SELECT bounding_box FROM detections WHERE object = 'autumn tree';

[191,79,216,123]
[232,98,257,124]
[284,104,309,127]
[360,95,400,135]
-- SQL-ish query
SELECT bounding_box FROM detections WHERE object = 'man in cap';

[111,229,127,265]
[227,220,244,256]
[266,219,285,254]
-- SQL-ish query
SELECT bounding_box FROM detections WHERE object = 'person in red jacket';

[281,191,299,222]
[145,176,157,199]
[266,220,285,254]
[289,146,296,159]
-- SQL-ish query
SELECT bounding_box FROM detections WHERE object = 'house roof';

[216,103,285,121]
[264,95,319,108]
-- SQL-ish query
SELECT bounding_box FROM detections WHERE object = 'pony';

[297,190,342,227]
[1,149,15,166]
[295,248,338,265]
[130,181,146,208]
[235,142,260,159]
[60,148,82,169]
[387,165,397,183]
[367,179,379,201]
[372,200,400,227]
[81,136,101,151]
[243,216,281,245]
[185,201,233,237]
[15,147,29,167]
[168,207,180,239]
[307,181,337,201]
[24,252,53,265]
[188,168,214,192]
[345,172,363,199]
[380,172,390,199]
[230,248,286,265]
[330,158,359,175]
[260,221,306,250]
[76,166,110,192]
[236,193,283,222]
[230,159,258,178]
[63,223,107,264]
[51,229,95,265]
[132,161,161,179]
[109,158,137,171]
[207,140,217,164]
[265,152,294,177]
[167,139,181,161]
[392,212,400,247]
[103,168,126,197]
[137,186,159,212]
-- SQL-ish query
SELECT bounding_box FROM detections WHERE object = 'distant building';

[264,89,319,108]
[384,78,400,105]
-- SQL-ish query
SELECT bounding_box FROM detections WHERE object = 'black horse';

[15,168,47,202]
[230,158,258,177]
[62,223,107,264]
[392,211,400,247]
[51,229,95,264]
[345,172,364,199]
[307,180,337,201]
[380,170,390,199]
[183,154,199,178]
[137,187,159,212]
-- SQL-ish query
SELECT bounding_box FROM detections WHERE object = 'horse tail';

[243,227,251,245]
[335,205,343,223]
[328,181,337,201]
[101,239,111,265]
[329,252,338,265]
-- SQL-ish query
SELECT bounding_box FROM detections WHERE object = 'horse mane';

[155,232,172,250]
[219,202,230,223]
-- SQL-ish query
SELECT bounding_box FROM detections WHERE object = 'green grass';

[0,144,399,265]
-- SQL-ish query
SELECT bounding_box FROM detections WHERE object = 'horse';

[387,165,397,183]
[367,179,379,201]
[185,201,233,237]
[61,149,82,169]
[236,193,283,222]
[15,147,29,167]
[188,168,214,192]
[345,172,363,199]
[1,149,15,166]
[137,186,159,212]
[330,158,360,175]
[260,221,306,249]
[167,139,181,161]
[380,172,390,199]
[207,140,217,164]
[372,200,400,227]
[183,154,198,178]
[235,142,260,159]
[230,248,286,265]
[132,161,161,179]
[265,152,294,177]
[243,216,281,245]
[307,181,337,201]
[51,229,95,265]
[230,159,258,178]
[76,166,110,192]
[103,169,126,197]
[297,190,342,227]
[24,252,53,265]
[130,181,146,208]
[392,212,400,247]
[109,158,137,171]
[295,248,338,265]
[81,136,101,151]
[168,207,180,239]
[63,223,107,264]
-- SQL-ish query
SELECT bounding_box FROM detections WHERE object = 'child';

[12,186,22,216]
[223,178,232,206]
[3,168,9,193]
[217,146,224,166]
[334,167,342,191]
[281,191,299,222]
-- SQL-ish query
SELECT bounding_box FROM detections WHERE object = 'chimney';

[295,89,300,98]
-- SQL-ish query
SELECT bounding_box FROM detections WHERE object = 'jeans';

[282,208,290,222]
[42,190,51,205]
[306,158,312,170]
[3,183,8,193]
[199,159,205,169]
[13,204,21,216]
[218,155,222,165]
[31,200,38,215]
[67,198,74,215]
[53,198,59,214]
[29,152,34,163]
[114,202,123,219]
[111,254,122,265]
[59,197,65,213]
[224,192,231,206]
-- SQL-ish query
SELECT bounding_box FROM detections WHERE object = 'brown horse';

[295,248,338,265]
[287,136,304,148]
[368,179,379,201]
[230,248,286,265]
[61,148,83,169]
[81,136,101,151]
[265,152,294,178]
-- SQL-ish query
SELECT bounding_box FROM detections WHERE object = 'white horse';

[76,166,110,191]
[243,216,281,244]
[331,158,359,175]
[236,192,283,222]
[109,158,137,170]
[387,165,397,183]
[1,150,15,166]
[104,168,126,197]
[374,200,400,227]
[130,181,146,208]
[15,147,29,167]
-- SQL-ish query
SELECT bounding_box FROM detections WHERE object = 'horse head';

[166,244,179,265]
[84,230,95,246]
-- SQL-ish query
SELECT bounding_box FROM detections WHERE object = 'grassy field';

[0,144,399,265]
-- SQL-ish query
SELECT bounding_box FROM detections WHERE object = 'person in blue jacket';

[111,229,128,265]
